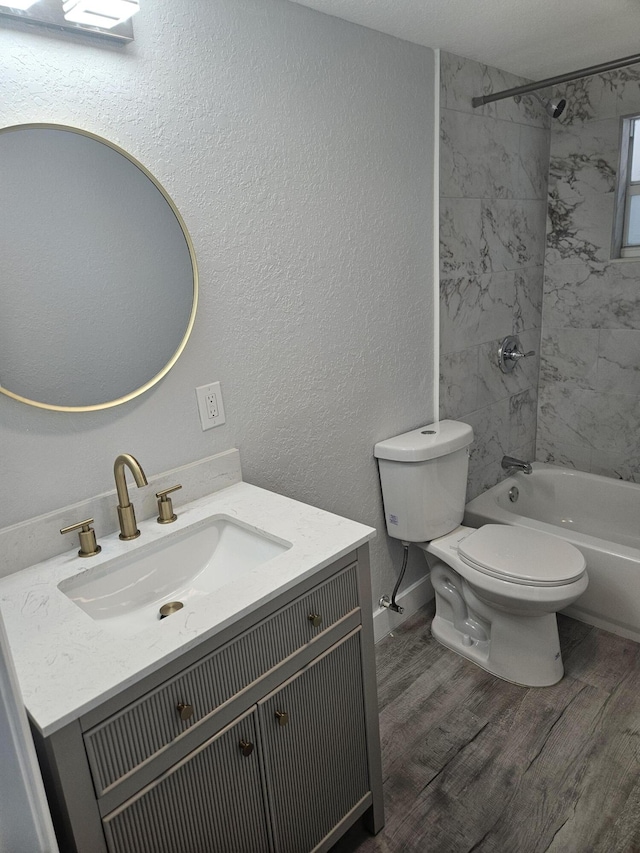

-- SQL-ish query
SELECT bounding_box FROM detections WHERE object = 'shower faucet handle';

[497,335,535,374]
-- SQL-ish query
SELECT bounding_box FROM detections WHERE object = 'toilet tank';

[374,420,473,542]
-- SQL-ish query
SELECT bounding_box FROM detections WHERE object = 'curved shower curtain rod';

[472,51,640,108]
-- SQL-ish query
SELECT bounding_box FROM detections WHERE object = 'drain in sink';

[159,601,184,619]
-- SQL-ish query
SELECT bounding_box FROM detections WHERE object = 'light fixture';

[0,0,40,9]
[62,0,138,29]
[0,0,136,40]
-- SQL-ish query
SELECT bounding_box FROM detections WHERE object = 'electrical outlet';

[196,382,226,431]
[206,392,218,420]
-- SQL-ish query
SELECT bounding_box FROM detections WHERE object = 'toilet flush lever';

[497,335,535,374]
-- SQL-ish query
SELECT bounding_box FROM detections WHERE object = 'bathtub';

[464,462,640,643]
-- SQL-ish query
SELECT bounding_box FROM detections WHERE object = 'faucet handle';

[156,484,182,524]
[497,335,536,374]
[60,518,102,558]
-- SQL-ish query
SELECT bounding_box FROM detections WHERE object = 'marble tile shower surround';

[439,52,550,499]
[537,65,640,482]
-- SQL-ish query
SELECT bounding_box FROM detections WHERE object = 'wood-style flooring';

[333,604,640,853]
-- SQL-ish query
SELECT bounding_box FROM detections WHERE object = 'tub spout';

[502,455,532,475]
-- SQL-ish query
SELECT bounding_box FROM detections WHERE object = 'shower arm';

[472,51,640,108]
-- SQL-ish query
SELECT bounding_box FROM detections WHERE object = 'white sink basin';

[58,516,291,633]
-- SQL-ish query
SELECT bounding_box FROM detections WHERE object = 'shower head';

[533,91,567,118]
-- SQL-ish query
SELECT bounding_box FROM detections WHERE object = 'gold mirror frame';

[0,124,198,413]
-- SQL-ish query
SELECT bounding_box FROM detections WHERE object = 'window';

[615,116,640,258]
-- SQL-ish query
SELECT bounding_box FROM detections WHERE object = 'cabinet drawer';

[85,563,359,796]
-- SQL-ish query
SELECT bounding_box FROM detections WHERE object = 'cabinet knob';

[275,709,289,727]
[177,702,194,721]
[239,739,254,757]
[308,612,323,628]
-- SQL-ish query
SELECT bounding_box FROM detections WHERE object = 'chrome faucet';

[501,455,532,475]
[114,453,148,540]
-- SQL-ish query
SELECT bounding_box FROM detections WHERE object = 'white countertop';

[0,482,375,737]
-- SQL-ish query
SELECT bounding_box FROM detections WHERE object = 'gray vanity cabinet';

[33,547,383,853]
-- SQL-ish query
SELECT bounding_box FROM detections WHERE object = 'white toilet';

[374,420,588,687]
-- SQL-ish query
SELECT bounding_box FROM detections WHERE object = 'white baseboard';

[373,575,434,643]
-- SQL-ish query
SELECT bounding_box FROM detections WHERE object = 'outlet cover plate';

[195,382,226,431]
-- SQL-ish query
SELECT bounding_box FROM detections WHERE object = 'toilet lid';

[457,525,586,586]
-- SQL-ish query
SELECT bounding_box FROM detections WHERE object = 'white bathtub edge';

[563,604,640,645]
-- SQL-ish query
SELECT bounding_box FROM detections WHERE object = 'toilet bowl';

[374,420,588,687]
[418,524,587,686]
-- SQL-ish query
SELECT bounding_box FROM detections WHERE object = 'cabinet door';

[102,708,271,853]
[258,630,369,853]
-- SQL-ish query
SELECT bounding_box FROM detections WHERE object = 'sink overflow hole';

[159,601,184,619]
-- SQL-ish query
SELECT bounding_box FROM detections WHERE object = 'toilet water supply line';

[380,542,410,614]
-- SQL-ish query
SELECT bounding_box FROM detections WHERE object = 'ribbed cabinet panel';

[102,710,271,853]
[258,631,369,853]
[85,565,359,795]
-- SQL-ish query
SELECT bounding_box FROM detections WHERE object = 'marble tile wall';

[537,67,640,481]
[439,52,550,499]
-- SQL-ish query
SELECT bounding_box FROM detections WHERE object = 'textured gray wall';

[438,52,550,499]
[538,68,640,480]
[0,0,436,605]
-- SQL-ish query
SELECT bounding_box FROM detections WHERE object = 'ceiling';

[287,0,640,81]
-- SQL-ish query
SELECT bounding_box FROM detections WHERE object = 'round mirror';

[0,124,198,412]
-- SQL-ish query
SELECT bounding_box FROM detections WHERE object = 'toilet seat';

[457,525,586,587]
